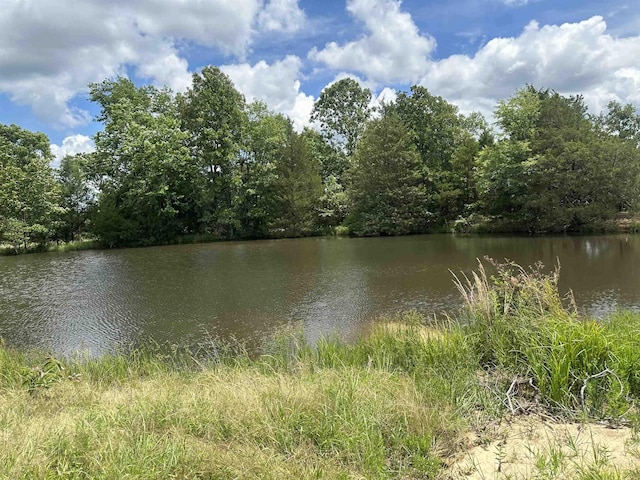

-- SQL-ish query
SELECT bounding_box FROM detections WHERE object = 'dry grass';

[2,259,640,478]
[0,363,459,479]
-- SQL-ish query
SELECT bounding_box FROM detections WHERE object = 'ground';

[447,415,640,479]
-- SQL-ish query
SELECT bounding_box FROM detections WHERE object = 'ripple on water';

[2,235,640,356]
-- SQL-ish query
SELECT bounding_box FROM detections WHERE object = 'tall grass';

[454,258,640,418]
[0,326,478,479]
[0,259,639,477]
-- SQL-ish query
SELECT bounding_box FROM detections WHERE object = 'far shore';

[4,214,640,257]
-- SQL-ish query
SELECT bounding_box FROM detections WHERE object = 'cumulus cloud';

[309,0,435,85]
[0,0,305,128]
[420,16,640,118]
[257,0,306,33]
[127,0,262,56]
[374,87,397,107]
[135,46,193,93]
[50,135,95,169]
[222,56,314,131]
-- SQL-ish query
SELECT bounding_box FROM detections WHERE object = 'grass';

[1,260,640,478]
[0,240,99,256]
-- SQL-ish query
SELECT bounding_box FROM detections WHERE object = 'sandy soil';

[445,416,640,479]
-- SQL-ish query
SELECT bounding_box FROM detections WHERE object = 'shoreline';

[1,262,639,478]
[2,216,639,257]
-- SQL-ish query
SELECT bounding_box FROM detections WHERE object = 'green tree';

[494,85,542,142]
[179,66,246,237]
[390,86,461,171]
[386,86,483,223]
[478,87,640,232]
[476,139,533,224]
[311,78,372,159]
[89,78,202,246]
[594,101,640,211]
[302,128,349,228]
[598,100,640,146]
[346,115,427,236]
[271,132,323,236]
[238,102,292,238]
[317,174,349,230]
[0,124,61,248]
[57,153,95,242]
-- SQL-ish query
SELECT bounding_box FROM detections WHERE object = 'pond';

[0,234,638,356]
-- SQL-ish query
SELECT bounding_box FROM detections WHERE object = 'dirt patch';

[445,416,640,479]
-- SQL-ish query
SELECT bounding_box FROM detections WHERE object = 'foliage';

[179,66,247,237]
[0,124,61,248]
[346,115,428,236]
[598,100,640,146]
[390,85,462,171]
[271,132,323,236]
[57,153,94,242]
[318,174,349,229]
[301,127,348,184]
[310,78,372,157]
[477,87,640,232]
[387,86,483,223]
[237,102,291,238]
[88,78,203,246]
[4,78,640,250]
[455,258,640,416]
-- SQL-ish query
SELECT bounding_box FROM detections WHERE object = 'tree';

[57,153,95,242]
[476,139,532,224]
[390,86,462,171]
[346,115,427,236]
[302,128,349,228]
[311,78,372,159]
[179,66,246,237]
[477,86,640,232]
[598,101,640,146]
[237,102,292,238]
[271,132,323,236]
[89,78,202,246]
[386,85,483,223]
[495,85,542,142]
[0,124,60,248]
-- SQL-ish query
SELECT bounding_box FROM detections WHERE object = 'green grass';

[1,260,640,478]
[0,240,100,256]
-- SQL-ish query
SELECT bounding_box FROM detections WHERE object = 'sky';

[1,0,639,166]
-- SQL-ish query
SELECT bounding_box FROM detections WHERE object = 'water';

[1,234,639,356]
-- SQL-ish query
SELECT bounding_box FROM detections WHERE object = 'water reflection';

[1,234,640,356]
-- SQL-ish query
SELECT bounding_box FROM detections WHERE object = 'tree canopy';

[0,124,60,248]
[3,77,640,251]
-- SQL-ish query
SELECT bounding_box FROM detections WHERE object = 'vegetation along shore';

[3,68,640,254]
[1,260,639,478]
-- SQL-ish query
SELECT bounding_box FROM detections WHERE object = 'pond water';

[0,234,638,356]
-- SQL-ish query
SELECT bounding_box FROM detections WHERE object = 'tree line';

[2,67,640,250]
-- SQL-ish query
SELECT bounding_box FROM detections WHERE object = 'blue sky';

[0,0,638,164]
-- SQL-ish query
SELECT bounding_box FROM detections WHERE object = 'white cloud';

[257,0,306,33]
[50,135,95,169]
[501,0,530,6]
[221,56,314,131]
[309,0,435,85]
[127,0,262,57]
[0,0,305,128]
[135,46,193,93]
[419,16,640,118]
[375,87,397,106]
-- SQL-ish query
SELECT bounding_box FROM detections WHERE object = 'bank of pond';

[1,261,639,478]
